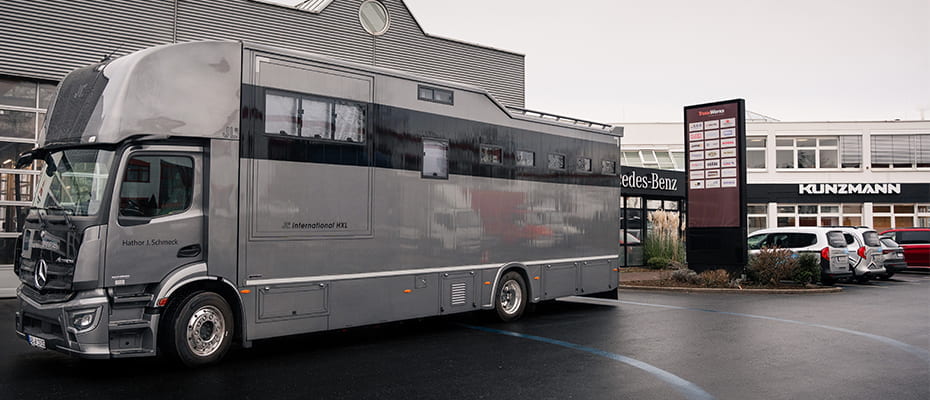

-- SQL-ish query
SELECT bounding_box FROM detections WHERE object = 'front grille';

[20,284,75,304]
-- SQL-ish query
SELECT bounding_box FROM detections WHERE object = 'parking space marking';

[603,299,930,364]
[460,324,716,400]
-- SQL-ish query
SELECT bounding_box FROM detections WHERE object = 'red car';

[880,228,930,269]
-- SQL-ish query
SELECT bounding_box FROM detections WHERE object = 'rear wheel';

[495,271,528,322]
[163,291,233,367]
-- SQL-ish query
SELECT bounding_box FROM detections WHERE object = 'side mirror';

[118,215,151,227]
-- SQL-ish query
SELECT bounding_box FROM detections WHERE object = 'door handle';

[177,244,202,258]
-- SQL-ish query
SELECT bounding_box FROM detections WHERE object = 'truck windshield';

[33,148,115,216]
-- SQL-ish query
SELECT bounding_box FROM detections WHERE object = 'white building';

[620,117,930,233]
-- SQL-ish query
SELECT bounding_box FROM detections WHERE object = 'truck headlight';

[70,310,96,330]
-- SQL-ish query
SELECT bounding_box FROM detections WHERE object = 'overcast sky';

[403,0,929,123]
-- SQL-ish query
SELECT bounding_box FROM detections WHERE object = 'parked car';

[878,237,907,280]
[829,226,886,283]
[880,228,930,269]
[747,227,851,285]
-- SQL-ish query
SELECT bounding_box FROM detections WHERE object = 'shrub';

[643,210,685,264]
[699,269,732,287]
[646,257,670,269]
[792,253,821,285]
[670,268,700,284]
[746,247,797,285]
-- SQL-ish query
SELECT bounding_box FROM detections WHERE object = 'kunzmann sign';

[799,183,901,195]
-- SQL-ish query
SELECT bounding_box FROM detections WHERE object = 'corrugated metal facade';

[0,0,525,107]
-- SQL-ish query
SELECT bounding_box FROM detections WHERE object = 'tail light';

[882,249,893,254]
[857,246,866,258]
[820,247,830,260]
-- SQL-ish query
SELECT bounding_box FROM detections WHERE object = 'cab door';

[104,146,204,287]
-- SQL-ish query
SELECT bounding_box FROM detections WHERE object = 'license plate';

[895,254,904,259]
[27,335,46,350]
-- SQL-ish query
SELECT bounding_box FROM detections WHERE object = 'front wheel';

[163,291,234,367]
[495,271,528,322]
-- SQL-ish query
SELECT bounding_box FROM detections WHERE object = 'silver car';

[878,237,907,280]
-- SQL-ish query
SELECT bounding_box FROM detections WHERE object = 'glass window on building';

[820,205,840,226]
[746,137,766,169]
[747,203,767,232]
[873,203,930,231]
[621,151,641,167]
[871,135,930,169]
[0,76,55,267]
[842,204,862,226]
[797,204,818,226]
[775,136,841,169]
[672,152,685,171]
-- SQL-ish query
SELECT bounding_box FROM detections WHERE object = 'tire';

[495,271,528,322]
[821,275,835,286]
[878,272,894,280]
[855,275,870,284]
[163,291,234,367]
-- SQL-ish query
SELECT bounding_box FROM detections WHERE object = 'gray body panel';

[18,41,619,356]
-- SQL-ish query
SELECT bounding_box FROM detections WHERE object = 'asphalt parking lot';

[1,273,928,400]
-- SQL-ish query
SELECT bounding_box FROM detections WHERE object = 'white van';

[747,227,851,285]
[829,226,886,283]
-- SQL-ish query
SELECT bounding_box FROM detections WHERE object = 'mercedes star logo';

[34,259,48,289]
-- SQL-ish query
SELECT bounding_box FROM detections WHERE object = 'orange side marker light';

[403,289,412,293]
[240,289,252,294]
[533,276,540,280]
[156,297,169,307]
[483,281,492,285]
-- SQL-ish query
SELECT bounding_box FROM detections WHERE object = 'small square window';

[417,85,454,105]
[601,160,616,175]
[516,150,535,167]
[480,145,503,164]
[576,157,592,172]
[547,154,565,170]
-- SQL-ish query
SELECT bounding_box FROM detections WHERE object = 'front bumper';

[15,286,111,359]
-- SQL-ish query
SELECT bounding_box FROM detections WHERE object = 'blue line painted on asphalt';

[615,300,930,364]
[459,324,716,400]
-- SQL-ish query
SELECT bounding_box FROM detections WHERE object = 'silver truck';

[14,41,622,365]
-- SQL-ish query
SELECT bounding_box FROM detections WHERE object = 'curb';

[618,284,843,294]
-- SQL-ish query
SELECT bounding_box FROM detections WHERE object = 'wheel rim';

[498,279,523,315]
[186,305,226,357]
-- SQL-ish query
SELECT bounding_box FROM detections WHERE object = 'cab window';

[119,155,194,218]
